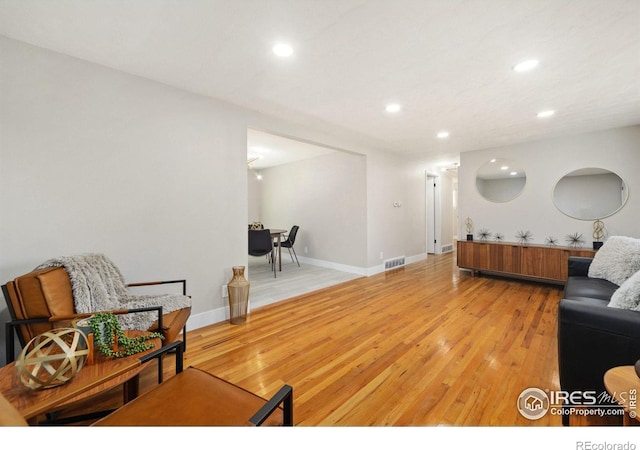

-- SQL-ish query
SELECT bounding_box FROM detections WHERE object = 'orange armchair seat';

[93,367,293,426]
[3,263,191,362]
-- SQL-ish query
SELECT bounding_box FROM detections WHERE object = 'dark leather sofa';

[557,256,640,425]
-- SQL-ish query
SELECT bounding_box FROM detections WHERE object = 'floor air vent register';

[384,256,406,270]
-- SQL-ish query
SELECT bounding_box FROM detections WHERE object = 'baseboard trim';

[187,252,428,330]
[296,256,368,276]
[187,301,257,331]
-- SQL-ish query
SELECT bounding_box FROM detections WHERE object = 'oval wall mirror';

[553,168,628,220]
[476,158,527,202]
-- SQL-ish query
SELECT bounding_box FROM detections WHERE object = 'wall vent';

[384,256,406,270]
[441,244,454,253]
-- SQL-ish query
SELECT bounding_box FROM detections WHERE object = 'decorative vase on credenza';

[593,219,605,250]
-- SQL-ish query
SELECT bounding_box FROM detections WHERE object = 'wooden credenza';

[456,240,596,284]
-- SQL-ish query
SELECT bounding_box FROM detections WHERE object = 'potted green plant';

[79,312,163,358]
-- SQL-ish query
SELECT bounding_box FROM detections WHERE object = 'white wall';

[258,151,367,268]
[459,126,640,245]
[366,150,434,268]
[0,37,431,362]
[405,159,459,256]
[404,165,428,258]
[247,169,262,223]
[246,132,430,274]
[0,36,251,358]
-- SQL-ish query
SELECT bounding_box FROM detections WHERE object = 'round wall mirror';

[553,168,628,220]
[476,158,527,202]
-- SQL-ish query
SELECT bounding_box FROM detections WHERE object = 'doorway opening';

[426,173,440,254]
[426,169,458,255]
[246,128,365,309]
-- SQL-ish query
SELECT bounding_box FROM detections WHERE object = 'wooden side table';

[603,366,640,426]
[0,331,161,423]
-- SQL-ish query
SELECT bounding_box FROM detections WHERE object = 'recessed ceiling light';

[272,43,293,57]
[437,131,450,139]
[385,103,401,113]
[501,166,509,171]
[513,59,539,72]
[510,171,518,176]
[537,110,555,118]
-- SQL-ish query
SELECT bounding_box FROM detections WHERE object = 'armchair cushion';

[3,267,77,343]
[35,254,191,331]
[3,255,191,350]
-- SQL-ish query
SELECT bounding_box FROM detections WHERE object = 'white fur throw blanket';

[36,253,192,331]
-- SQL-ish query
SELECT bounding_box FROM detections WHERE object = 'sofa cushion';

[609,270,640,311]
[588,236,640,285]
[564,276,619,302]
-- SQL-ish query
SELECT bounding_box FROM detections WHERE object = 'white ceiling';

[248,129,337,169]
[1,0,639,164]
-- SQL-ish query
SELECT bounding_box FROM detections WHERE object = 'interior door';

[426,174,437,254]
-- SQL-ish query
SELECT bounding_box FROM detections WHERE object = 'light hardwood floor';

[58,252,621,426]
[187,252,566,425]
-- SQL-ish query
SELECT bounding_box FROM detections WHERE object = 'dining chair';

[275,225,300,267]
[248,229,276,278]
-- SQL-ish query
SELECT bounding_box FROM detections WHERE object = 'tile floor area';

[246,254,362,309]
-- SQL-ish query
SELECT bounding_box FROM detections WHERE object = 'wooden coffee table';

[0,331,161,423]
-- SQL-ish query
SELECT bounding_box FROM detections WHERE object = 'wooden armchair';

[2,263,191,364]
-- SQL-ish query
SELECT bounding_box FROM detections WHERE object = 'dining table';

[269,228,287,272]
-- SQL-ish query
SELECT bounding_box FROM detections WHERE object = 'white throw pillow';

[609,270,640,311]
[588,236,640,286]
